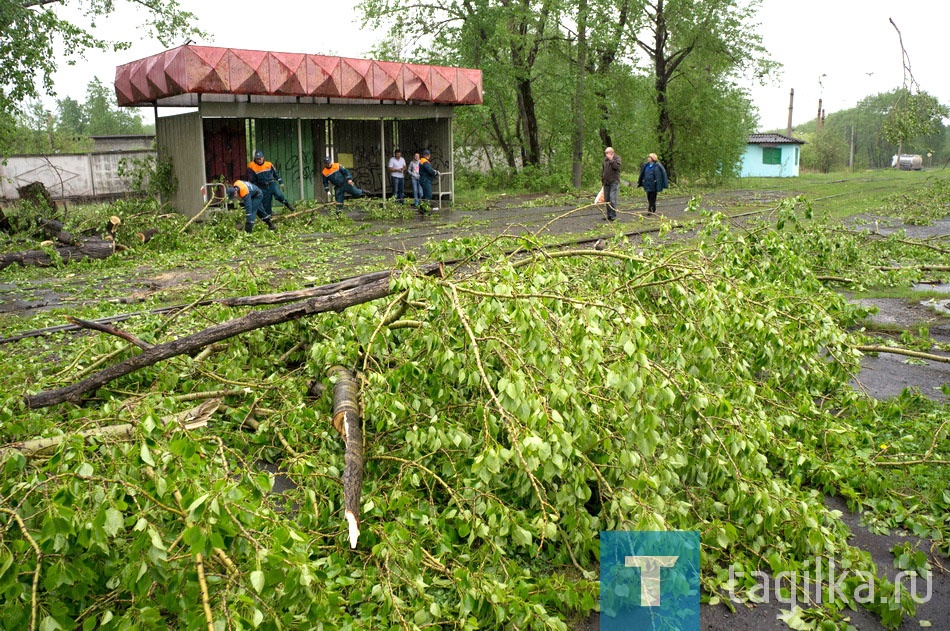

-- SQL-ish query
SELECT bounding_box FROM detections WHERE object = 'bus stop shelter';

[114,45,482,216]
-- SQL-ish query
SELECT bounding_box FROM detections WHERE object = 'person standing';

[247,150,294,215]
[601,146,622,221]
[228,179,275,233]
[637,152,669,214]
[408,152,422,208]
[418,149,440,213]
[387,149,407,204]
[321,156,363,213]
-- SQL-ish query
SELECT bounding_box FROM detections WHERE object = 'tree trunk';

[329,366,364,549]
[516,78,542,166]
[571,0,590,188]
[0,238,114,270]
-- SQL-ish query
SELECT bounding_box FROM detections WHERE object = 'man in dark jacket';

[247,150,294,214]
[228,179,275,233]
[321,157,363,212]
[418,149,440,213]
[601,147,622,221]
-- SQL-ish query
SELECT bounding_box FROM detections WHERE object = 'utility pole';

[786,88,794,136]
[816,99,823,131]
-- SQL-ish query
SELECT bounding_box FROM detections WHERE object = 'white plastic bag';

[595,187,605,204]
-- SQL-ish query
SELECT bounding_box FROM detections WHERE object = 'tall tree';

[0,0,202,155]
[360,0,563,167]
[628,0,774,180]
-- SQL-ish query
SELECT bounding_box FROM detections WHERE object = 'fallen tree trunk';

[329,365,363,549]
[39,219,80,246]
[0,238,115,270]
[25,263,441,408]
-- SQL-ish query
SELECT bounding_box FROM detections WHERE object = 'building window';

[762,147,782,165]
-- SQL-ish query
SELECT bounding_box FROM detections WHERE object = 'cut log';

[137,228,160,243]
[24,263,441,408]
[106,216,121,239]
[39,219,80,246]
[329,365,363,549]
[0,238,115,270]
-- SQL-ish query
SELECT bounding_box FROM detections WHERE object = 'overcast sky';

[44,0,949,132]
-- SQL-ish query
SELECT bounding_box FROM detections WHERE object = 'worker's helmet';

[324,156,332,164]
[254,150,264,160]
[226,187,237,198]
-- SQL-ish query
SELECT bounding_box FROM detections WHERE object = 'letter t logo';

[624,556,679,606]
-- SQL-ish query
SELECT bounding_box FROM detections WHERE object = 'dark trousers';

[261,182,289,214]
[420,178,433,202]
[242,191,268,225]
[333,183,364,209]
[603,181,619,219]
[646,191,659,213]
[390,176,405,202]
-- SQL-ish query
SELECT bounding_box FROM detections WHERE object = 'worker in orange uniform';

[247,150,294,215]
[321,156,363,213]
[227,179,275,233]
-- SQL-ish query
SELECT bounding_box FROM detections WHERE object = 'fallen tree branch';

[218,270,394,307]
[66,316,152,350]
[1,399,221,458]
[873,265,950,272]
[855,344,950,364]
[329,365,363,549]
[25,264,440,408]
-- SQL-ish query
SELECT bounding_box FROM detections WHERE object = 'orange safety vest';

[247,160,275,175]
[322,163,341,177]
[233,180,253,198]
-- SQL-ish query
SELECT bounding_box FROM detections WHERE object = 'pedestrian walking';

[636,153,669,214]
[601,147,622,221]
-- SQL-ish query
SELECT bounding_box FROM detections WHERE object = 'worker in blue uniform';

[247,150,294,215]
[228,179,275,232]
[321,156,363,213]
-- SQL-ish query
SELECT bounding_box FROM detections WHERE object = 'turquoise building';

[738,133,805,177]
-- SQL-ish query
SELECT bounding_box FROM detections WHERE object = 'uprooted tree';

[1,201,947,629]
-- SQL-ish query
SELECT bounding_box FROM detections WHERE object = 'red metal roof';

[114,45,483,107]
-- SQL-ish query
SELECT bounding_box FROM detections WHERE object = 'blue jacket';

[322,163,351,189]
[419,158,438,184]
[637,161,668,193]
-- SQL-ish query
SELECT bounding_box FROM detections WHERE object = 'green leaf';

[250,570,265,593]
[103,508,123,537]
[140,443,156,466]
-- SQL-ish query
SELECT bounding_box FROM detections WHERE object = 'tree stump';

[17,182,57,218]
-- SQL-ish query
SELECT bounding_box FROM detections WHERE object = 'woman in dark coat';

[636,153,669,214]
